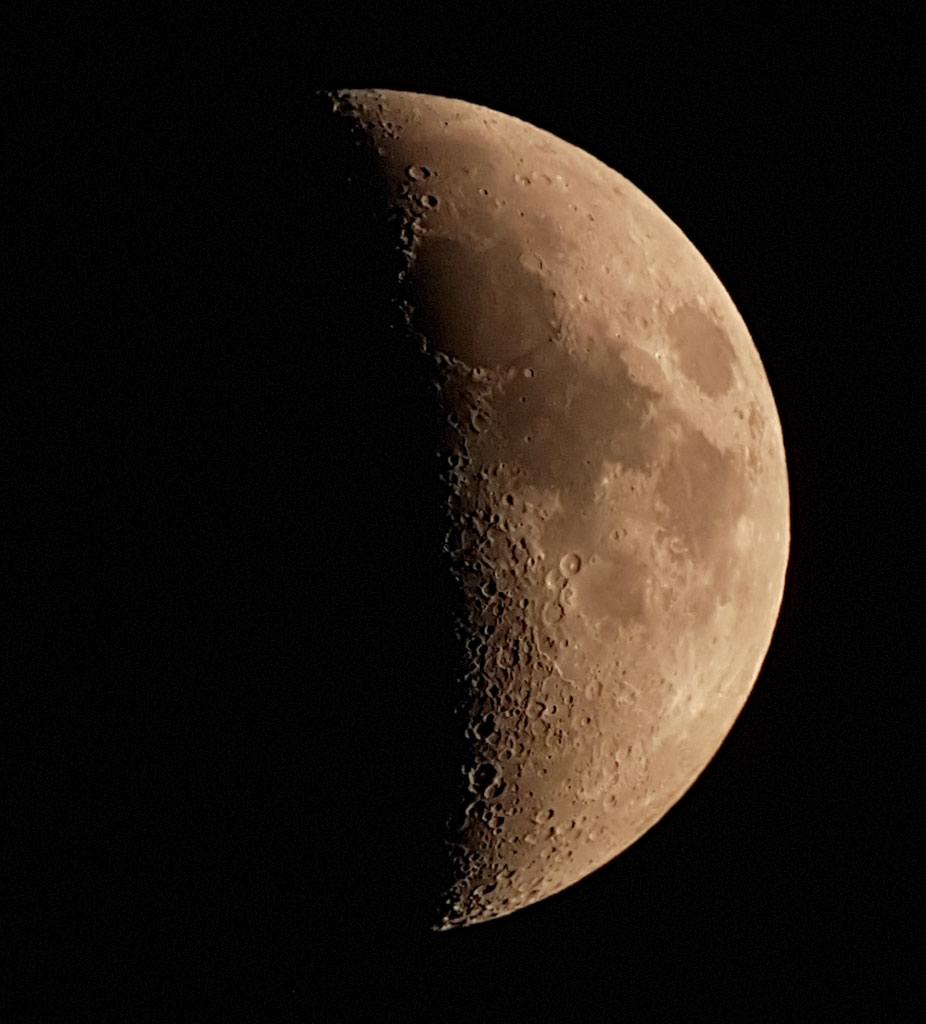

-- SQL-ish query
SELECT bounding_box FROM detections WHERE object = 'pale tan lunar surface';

[327,89,790,929]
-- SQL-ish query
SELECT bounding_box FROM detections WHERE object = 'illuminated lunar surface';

[323,89,789,929]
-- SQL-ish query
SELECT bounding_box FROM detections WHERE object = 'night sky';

[12,6,917,1019]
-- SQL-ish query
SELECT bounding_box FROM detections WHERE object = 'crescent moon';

[325,88,789,929]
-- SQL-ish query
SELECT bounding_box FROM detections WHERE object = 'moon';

[323,89,789,929]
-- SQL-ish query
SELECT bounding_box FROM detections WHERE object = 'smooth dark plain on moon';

[317,89,789,931]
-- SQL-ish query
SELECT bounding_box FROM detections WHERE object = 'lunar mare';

[324,89,789,928]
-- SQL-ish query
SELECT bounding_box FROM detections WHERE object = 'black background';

[10,4,919,1020]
